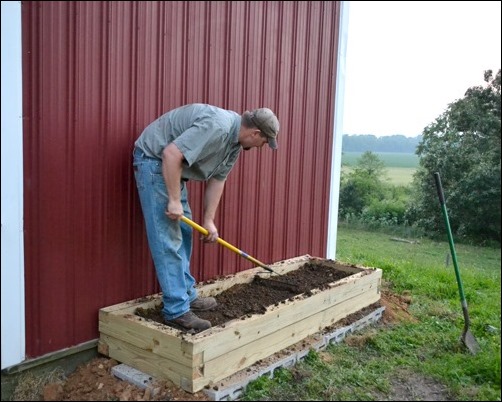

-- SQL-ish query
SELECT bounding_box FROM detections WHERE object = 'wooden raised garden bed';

[98,255,382,393]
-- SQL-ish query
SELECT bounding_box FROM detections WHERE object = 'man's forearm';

[203,178,226,222]
[162,143,185,216]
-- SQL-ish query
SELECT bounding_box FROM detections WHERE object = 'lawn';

[241,225,501,401]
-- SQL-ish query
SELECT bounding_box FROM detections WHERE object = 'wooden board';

[98,255,382,392]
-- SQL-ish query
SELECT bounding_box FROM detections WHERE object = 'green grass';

[241,226,501,401]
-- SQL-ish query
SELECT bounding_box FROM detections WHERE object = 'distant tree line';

[342,134,421,153]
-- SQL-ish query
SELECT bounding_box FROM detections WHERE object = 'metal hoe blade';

[460,303,481,354]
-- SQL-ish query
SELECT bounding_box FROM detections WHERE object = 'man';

[133,103,280,331]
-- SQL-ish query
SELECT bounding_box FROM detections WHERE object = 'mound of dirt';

[31,357,210,401]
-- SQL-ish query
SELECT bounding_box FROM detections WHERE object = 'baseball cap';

[250,108,280,149]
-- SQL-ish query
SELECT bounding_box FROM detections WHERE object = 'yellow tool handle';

[180,215,275,273]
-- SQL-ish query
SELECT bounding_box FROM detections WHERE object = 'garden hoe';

[180,215,300,293]
[434,172,481,354]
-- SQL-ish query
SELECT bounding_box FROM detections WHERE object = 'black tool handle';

[434,172,445,205]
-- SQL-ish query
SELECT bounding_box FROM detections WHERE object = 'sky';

[342,1,501,137]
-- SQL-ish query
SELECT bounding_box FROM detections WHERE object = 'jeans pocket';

[150,162,164,186]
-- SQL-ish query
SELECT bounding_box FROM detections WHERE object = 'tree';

[339,151,411,226]
[339,151,386,216]
[353,151,387,177]
[406,70,501,244]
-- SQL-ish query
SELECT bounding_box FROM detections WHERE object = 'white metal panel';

[327,1,350,259]
[1,0,25,369]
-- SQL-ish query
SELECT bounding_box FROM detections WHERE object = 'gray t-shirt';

[135,104,242,181]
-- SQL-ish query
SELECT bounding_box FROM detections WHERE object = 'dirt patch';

[385,368,453,401]
[12,262,419,401]
[11,357,211,401]
[380,288,417,325]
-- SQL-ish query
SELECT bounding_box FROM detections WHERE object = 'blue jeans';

[133,147,197,320]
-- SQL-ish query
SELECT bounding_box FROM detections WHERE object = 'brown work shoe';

[190,297,217,311]
[165,311,211,332]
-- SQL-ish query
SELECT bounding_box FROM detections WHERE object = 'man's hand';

[202,219,219,243]
[165,200,184,220]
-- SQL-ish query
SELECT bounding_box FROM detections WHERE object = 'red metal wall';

[22,1,340,358]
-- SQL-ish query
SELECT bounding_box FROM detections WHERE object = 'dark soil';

[136,261,357,329]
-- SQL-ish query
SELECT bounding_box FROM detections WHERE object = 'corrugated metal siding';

[22,1,340,358]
